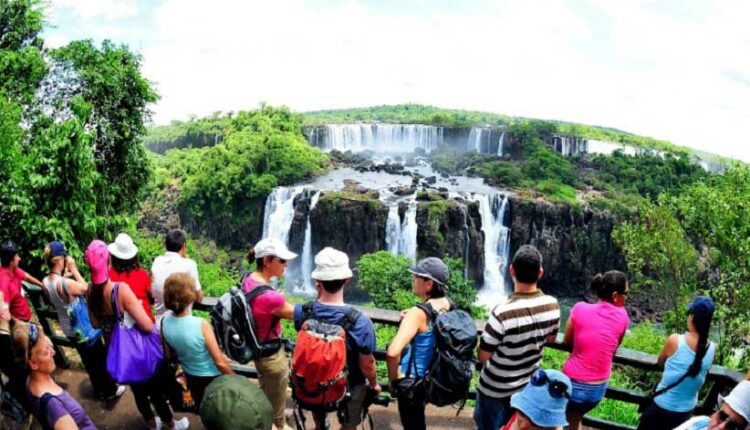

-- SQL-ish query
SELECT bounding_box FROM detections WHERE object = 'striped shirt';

[478,290,560,399]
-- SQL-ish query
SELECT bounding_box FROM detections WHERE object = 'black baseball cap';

[408,257,449,286]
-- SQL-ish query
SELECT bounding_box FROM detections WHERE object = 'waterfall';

[474,193,511,308]
[385,204,402,255]
[297,191,321,295]
[467,128,484,152]
[497,131,506,156]
[320,124,442,153]
[262,186,305,245]
[398,201,418,261]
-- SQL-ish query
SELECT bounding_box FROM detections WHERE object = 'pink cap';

[84,240,110,284]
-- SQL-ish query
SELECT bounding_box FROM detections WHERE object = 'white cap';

[254,238,298,261]
[108,233,138,260]
[311,247,353,281]
[720,380,750,426]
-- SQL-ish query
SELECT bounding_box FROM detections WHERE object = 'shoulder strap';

[300,301,315,324]
[38,393,55,430]
[415,303,437,321]
[243,285,273,303]
[160,318,173,362]
[651,372,692,398]
[111,283,122,321]
[339,307,361,332]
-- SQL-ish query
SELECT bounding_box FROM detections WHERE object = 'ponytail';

[590,270,628,303]
[688,313,712,377]
[87,281,106,328]
[246,248,266,271]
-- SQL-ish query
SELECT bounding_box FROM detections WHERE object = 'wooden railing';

[24,284,745,430]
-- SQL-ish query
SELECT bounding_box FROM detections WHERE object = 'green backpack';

[200,375,273,430]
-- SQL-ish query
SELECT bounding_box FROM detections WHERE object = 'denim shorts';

[567,380,608,415]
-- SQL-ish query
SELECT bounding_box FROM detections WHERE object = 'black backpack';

[211,275,282,364]
[415,302,476,407]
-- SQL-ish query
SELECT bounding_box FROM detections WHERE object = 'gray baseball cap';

[408,257,449,286]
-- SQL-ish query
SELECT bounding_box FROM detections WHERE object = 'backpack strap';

[243,285,273,303]
[338,308,361,333]
[415,303,437,322]
[300,301,315,325]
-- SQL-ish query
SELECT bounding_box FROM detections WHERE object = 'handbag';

[106,283,164,384]
[160,319,195,412]
[638,371,691,414]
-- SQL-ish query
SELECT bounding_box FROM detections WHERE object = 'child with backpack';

[291,248,380,430]
[386,257,476,430]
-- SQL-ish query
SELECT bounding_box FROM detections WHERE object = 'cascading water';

[262,186,305,244]
[473,193,511,308]
[497,131,506,157]
[296,191,321,295]
[398,200,418,261]
[321,124,442,153]
[385,204,402,255]
[467,128,483,152]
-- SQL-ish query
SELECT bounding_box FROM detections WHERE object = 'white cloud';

[51,0,139,21]
[49,0,750,161]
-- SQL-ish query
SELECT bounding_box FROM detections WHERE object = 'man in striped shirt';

[475,245,561,430]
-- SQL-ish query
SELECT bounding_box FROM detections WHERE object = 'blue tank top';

[400,325,436,378]
[162,315,221,377]
[655,335,716,412]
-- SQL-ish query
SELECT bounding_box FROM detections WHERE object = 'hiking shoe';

[148,417,162,430]
[105,385,127,400]
[166,417,189,430]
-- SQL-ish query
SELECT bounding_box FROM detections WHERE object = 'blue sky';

[44,0,750,161]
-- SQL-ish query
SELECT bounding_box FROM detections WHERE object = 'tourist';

[500,369,571,430]
[161,272,233,407]
[12,322,97,429]
[41,241,125,401]
[476,245,561,430]
[0,290,27,407]
[638,296,717,430]
[151,229,203,319]
[243,238,297,430]
[673,379,750,430]
[562,270,630,430]
[0,240,44,322]
[293,247,380,430]
[386,257,451,430]
[108,233,155,322]
[85,240,189,430]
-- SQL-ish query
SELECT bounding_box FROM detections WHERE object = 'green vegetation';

[317,190,382,211]
[304,104,511,127]
[357,251,484,318]
[0,0,155,268]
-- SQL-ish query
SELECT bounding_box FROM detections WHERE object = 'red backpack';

[291,302,361,412]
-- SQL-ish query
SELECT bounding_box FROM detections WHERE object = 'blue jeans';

[474,390,511,430]
[567,380,608,415]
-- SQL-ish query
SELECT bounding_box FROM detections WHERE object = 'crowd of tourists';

[0,229,748,430]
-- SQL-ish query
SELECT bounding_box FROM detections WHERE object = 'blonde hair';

[163,273,196,314]
[43,244,64,270]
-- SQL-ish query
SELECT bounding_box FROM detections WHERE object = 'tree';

[675,166,750,366]
[612,198,700,333]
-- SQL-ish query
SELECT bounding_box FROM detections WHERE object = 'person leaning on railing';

[638,296,717,430]
[0,240,44,323]
[386,257,451,430]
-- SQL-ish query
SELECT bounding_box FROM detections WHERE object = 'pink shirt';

[0,267,31,321]
[242,276,285,342]
[562,301,629,382]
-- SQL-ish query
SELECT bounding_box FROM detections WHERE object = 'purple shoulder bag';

[106,283,164,384]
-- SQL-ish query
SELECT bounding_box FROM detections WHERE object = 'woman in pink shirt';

[243,237,296,430]
[562,270,630,430]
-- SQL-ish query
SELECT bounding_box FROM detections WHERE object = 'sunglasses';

[529,370,570,399]
[274,257,287,264]
[27,323,40,364]
[718,409,745,430]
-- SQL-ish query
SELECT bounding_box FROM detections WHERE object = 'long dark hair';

[87,281,107,328]
[590,270,628,303]
[688,310,712,377]
[111,255,140,274]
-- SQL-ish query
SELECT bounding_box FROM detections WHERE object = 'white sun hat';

[254,238,298,260]
[311,247,353,281]
[108,233,138,260]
